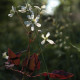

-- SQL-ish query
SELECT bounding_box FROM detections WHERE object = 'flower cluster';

[54,25,70,50]
[8,6,16,17]
[8,3,55,45]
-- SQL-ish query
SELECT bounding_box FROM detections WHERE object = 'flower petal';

[46,32,50,38]
[35,23,41,27]
[34,6,41,10]
[31,24,34,31]
[8,14,13,17]
[11,6,16,13]
[18,10,26,13]
[41,40,45,45]
[5,56,9,59]
[21,6,26,10]
[18,6,26,13]
[28,4,32,11]
[35,15,40,23]
[12,6,15,11]
[27,15,31,19]
[24,21,31,27]
[41,5,46,9]
[41,34,45,39]
[31,11,34,19]
[2,52,9,59]
[47,39,55,44]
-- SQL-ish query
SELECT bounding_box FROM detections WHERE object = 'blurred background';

[0,0,80,80]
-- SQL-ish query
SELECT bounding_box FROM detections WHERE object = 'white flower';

[41,5,46,9]
[2,52,9,59]
[18,4,32,13]
[18,6,27,13]
[8,6,16,17]
[34,5,46,14]
[34,5,46,10]
[41,32,55,45]
[27,4,32,11]
[24,11,41,31]
[8,14,13,17]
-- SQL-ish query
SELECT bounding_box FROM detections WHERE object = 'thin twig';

[9,68,41,78]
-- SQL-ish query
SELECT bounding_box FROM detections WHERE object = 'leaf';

[27,53,40,72]
[21,53,40,72]
[8,48,20,65]
[41,70,74,79]
[52,70,74,79]
[36,60,40,70]
[28,54,36,71]
[33,53,40,70]
[22,58,28,71]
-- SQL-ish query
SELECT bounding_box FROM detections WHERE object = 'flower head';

[34,5,46,14]
[24,11,41,31]
[41,5,46,9]
[8,6,16,17]
[41,32,55,45]
[18,6,27,13]
[2,52,9,59]
[34,5,46,10]
[18,4,32,13]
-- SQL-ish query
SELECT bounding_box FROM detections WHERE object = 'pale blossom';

[8,6,16,17]
[24,11,41,31]
[41,5,46,9]
[18,4,32,13]
[34,5,46,14]
[41,32,55,45]
[18,6,27,13]
[2,52,9,59]
[34,5,46,10]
